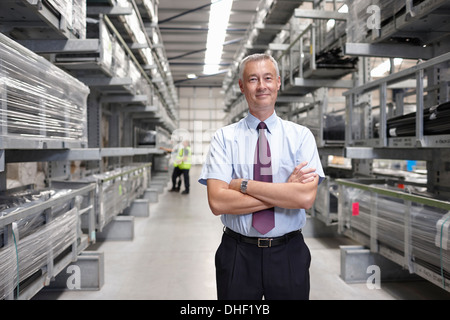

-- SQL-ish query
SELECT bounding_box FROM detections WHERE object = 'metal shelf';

[4,147,162,165]
[347,0,450,46]
[0,0,86,40]
[222,0,306,110]
[51,163,151,232]
[0,183,96,299]
[336,178,450,292]
[344,51,450,149]
[0,0,177,177]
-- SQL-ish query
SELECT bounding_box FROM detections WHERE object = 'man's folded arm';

[206,179,271,216]
[233,177,319,210]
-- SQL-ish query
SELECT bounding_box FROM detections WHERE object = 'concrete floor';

[34,165,450,300]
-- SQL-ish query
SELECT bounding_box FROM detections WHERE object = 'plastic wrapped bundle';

[0,188,77,249]
[0,245,14,300]
[0,205,78,300]
[81,164,149,230]
[17,208,78,288]
[0,32,89,148]
[342,183,450,283]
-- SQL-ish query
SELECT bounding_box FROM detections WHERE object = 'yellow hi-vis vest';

[176,146,192,170]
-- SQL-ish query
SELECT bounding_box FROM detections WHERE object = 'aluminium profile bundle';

[339,179,450,290]
[0,32,89,149]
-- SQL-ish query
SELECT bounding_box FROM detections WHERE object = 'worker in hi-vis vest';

[175,140,191,194]
[160,141,183,192]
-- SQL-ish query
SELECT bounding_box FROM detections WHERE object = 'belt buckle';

[258,238,272,248]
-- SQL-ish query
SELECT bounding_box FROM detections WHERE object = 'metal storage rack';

[273,6,355,97]
[0,0,175,179]
[222,0,358,225]
[52,163,151,233]
[0,0,173,299]
[344,52,450,150]
[0,0,87,40]
[0,31,90,151]
[0,183,96,300]
[334,0,450,291]
[221,0,450,291]
[336,178,450,292]
[222,0,307,115]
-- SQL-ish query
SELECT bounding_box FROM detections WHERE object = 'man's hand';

[287,161,317,184]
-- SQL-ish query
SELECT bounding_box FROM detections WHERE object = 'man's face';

[238,59,281,112]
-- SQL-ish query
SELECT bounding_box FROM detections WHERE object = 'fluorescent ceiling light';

[203,0,233,75]
[187,73,198,79]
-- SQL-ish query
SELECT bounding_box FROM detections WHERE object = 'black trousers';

[180,168,190,190]
[171,166,182,189]
[215,230,311,300]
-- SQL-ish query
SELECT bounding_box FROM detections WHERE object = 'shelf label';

[352,202,360,216]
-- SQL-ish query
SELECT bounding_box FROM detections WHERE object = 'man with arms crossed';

[199,53,325,300]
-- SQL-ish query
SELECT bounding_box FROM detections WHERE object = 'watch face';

[241,180,248,193]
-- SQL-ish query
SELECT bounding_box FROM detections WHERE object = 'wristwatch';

[240,179,249,194]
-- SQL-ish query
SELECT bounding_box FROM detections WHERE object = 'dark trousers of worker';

[180,168,190,191]
[215,230,311,300]
[171,166,182,189]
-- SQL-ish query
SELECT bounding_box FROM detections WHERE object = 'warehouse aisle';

[34,165,450,300]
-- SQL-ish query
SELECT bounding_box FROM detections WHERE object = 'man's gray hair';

[238,53,280,81]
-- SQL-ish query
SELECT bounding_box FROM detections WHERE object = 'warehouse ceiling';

[158,0,260,88]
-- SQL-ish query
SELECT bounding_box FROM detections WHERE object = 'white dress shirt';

[199,111,325,237]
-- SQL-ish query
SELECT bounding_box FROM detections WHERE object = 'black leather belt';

[224,227,301,248]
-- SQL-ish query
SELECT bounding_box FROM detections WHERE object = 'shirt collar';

[245,111,278,134]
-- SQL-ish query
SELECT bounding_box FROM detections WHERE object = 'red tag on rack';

[352,202,359,216]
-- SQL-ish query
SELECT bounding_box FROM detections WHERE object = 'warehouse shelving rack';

[221,0,450,292]
[273,6,356,97]
[333,0,450,292]
[0,0,175,178]
[0,0,86,40]
[51,162,151,233]
[222,0,357,124]
[222,0,306,114]
[344,51,450,150]
[336,178,450,292]
[0,183,96,299]
[222,0,359,226]
[0,0,173,299]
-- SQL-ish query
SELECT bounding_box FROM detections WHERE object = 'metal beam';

[158,3,212,24]
[294,78,354,88]
[123,105,158,113]
[5,148,163,163]
[254,22,290,31]
[78,77,133,87]
[87,5,133,16]
[100,95,148,104]
[16,39,99,54]
[344,43,434,60]
[269,43,290,51]
[343,51,450,96]
[294,9,348,20]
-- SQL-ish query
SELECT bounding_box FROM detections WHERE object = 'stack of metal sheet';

[341,183,450,284]
[0,188,79,299]
[0,32,89,148]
